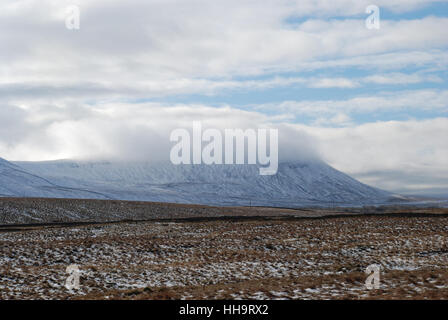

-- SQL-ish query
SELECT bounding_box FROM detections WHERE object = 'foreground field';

[0,209,447,299]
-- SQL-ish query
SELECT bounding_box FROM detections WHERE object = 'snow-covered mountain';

[8,158,393,207]
[0,158,110,199]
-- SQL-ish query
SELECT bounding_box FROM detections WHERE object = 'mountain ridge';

[5,157,395,207]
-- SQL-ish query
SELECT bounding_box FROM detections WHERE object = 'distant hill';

[8,158,393,207]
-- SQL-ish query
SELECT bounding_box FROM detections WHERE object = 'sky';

[1,0,448,196]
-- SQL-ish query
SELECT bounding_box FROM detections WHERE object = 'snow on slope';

[13,159,392,207]
[0,158,110,199]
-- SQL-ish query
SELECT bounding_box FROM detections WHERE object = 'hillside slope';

[0,158,110,199]
[13,159,392,207]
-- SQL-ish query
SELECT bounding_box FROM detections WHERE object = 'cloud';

[0,102,319,163]
[0,1,446,105]
[0,71,442,103]
[297,118,448,195]
[312,113,354,127]
[257,89,448,117]
[1,1,448,86]
[308,78,360,88]
[363,72,442,85]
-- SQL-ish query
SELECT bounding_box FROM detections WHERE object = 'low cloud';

[0,102,320,163]
[298,118,448,195]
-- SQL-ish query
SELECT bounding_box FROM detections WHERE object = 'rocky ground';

[0,200,447,300]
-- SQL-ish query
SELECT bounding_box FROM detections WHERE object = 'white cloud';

[258,89,448,117]
[313,113,354,127]
[0,1,446,109]
[1,1,448,87]
[363,72,442,85]
[308,78,360,88]
[0,71,442,103]
[296,118,448,195]
[0,102,319,163]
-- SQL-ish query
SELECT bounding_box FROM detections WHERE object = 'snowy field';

[0,213,447,300]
